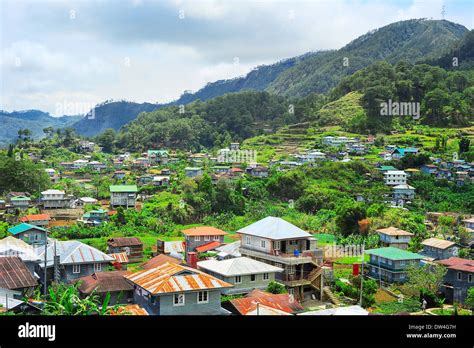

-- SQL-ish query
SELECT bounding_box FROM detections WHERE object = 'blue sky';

[1,0,473,115]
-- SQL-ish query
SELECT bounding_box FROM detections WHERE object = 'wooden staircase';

[323,286,341,305]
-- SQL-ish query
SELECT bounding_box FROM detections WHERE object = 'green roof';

[10,196,31,201]
[185,167,202,171]
[109,185,138,193]
[366,247,422,261]
[8,223,46,235]
[378,166,397,171]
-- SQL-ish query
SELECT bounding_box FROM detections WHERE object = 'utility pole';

[359,243,365,306]
[43,239,48,296]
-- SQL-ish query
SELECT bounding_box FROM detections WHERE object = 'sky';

[1,0,473,115]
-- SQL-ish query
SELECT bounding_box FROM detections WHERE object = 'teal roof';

[109,185,138,193]
[10,196,31,201]
[394,148,418,155]
[8,223,46,235]
[366,247,422,261]
[379,166,397,171]
[185,167,202,171]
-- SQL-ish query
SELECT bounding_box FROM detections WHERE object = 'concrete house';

[8,223,48,246]
[437,257,474,304]
[237,216,323,301]
[147,150,169,165]
[125,262,233,315]
[247,166,269,178]
[420,164,438,175]
[197,257,283,294]
[19,214,51,228]
[9,195,31,211]
[107,237,143,263]
[0,257,37,297]
[0,236,41,276]
[184,167,203,178]
[393,184,416,201]
[420,238,458,261]
[75,271,133,305]
[384,170,408,186]
[376,227,414,250]
[109,185,138,208]
[41,189,73,209]
[36,240,114,284]
[181,226,228,256]
[391,147,418,160]
[366,247,423,283]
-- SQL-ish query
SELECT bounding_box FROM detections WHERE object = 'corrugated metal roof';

[125,262,232,295]
[229,289,303,315]
[376,227,414,236]
[109,185,138,193]
[0,236,41,262]
[0,257,37,290]
[19,214,50,222]
[197,257,283,276]
[109,252,129,264]
[163,241,185,254]
[181,226,228,236]
[8,223,47,236]
[75,271,132,294]
[215,241,241,258]
[237,217,311,240]
[109,304,148,316]
[36,240,114,267]
[422,238,456,250]
[366,247,422,260]
[107,237,142,247]
[195,241,221,253]
[142,254,182,270]
[437,257,474,273]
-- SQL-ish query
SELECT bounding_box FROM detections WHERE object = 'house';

[237,216,323,301]
[59,162,75,170]
[181,226,228,256]
[124,262,233,315]
[41,189,73,209]
[156,239,185,256]
[379,152,392,161]
[19,214,50,228]
[108,304,149,315]
[184,167,203,178]
[152,176,170,186]
[366,247,423,283]
[420,164,438,175]
[75,271,133,305]
[137,174,153,185]
[147,150,169,165]
[437,257,474,304]
[161,168,171,175]
[212,166,231,174]
[384,170,408,186]
[392,147,418,159]
[378,165,397,173]
[73,159,89,168]
[247,166,269,178]
[0,257,37,296]
[455,171,470,187]
[87,161,107,172]
[109,185,138,208]
[230,167,245,177]
[420,238,458,261]
[9,195,31,211]
[79,140,95,152]
[230,143,240,151]
[215,241,241,260]
[437,168,453,180]
[197,257,283,294]
[45,168,59,183]
[393,184,415,201]
[109,252,129,270]
[36,240,114,284]
[462,217,474,234]
[107,237,143,263]
[131,157,149,169]
[113,171,127,180]
[223,289,304,315]
[8,223,48,245]
[79,209,108,226]
[0,236,41,276]
[142,254,183,270]
[376,227,414,250]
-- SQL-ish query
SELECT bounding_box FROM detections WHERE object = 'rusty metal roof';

[437,257,474,273]
[181,226,228,236]
[376,226,414,236]
[75,271,133,294]
[109,304,148,315]
[125,262,232,295]
[195,241,221,253]
[422,238,456,250]
[107,237,143,247]
[19,214,51,222]
[228,289,303,315]
[142,254,182,270]
[109,252,129,264]
[0,256,37,290]
[163,241,185,254]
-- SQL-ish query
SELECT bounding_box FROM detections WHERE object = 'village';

[1,133,473,316]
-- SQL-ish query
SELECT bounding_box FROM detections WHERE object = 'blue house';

[420,238,458,261]
[366,247,423,283]
[392,147,418,160]
[8,223,48,245]
[420,164,438,175]
[437,257,474,304]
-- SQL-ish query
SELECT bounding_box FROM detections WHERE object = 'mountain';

[172,19,468,103]
[428,29,474,69]
[0,110,81,147]
[72,100,159,137]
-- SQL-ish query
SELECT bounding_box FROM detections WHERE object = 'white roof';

[197,257,282,276]
[215,241,241,258]
[237,217,311,240]
[299,305,369,316]
[246,304,292,316]
[41,189,65,195]
[153,176,170,181]
[393,184,415,190]
[80,197,98,203]
[36,240,113,267]
[384,170,407,175]
[0,236,41,262]
[0,294,24,310]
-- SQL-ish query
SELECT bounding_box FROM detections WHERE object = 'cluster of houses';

[420,158,473,186]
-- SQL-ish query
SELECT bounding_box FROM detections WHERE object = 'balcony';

[240,247,322,265]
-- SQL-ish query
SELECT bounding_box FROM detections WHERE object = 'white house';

[41,189,73,209]
[384,170,408,186]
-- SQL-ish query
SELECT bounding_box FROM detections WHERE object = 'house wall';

[239,234,272,254]
[440,269,473,303]
[110,192,136,207]
[201,270,276,294]
[158,289,223,315]
[185,235,225,253]
[421,246,456,260]
[108,245,143,263]
[17,230,47,245]
[368,255,421,283]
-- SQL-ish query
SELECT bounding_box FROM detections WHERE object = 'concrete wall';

[185,235,225,253]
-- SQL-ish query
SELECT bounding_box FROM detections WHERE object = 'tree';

[266,281,287,294]
[42,282,104,315]
[335,202,367,236]
[459,137,470,154]
[465,287,474,314]
[96,128,116,153]
[405,264,447,296]
[0,155,50,194]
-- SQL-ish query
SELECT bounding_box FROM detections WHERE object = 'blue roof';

[8,223,47,235]
[394,147,418,155]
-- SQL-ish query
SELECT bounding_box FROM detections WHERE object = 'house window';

[457,272,462,281]
[263,273,269,280]
[288,265,295,275]
[235,275,242,284]
[246,236,251,245]
[94,263,102,272]
[194,236,201,242]
[468,274,472,283]
[204,235,210,241]
[197,291,209,304]
[72,264,81,274]
[261,240,266,248]
[173,293,185,306]
[213,235,220,241]
[250,274,256,282]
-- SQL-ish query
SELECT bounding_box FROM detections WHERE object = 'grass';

[372,297,421,315]
[430,308,472,316]
[313,233,336,246]
[333,255,369,264]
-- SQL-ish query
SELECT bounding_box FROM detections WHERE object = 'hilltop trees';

[0,155,50,194]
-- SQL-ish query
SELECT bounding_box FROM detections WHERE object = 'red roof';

[19,214,50,222]
[142,254,182,270]
[181,226,228,236]
[437,257,474,273]
[228,289,303,315]
[195,241,221,253]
